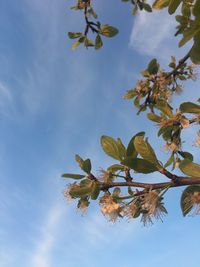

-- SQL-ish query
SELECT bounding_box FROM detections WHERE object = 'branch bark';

[100,176,200,191]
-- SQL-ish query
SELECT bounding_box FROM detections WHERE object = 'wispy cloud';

[19,64,53,116]
[30,202,64,267]
[15,0,97,121]
[129,9,189,63]
[82,211,142,248]
[0,82,14,116]
[130,10,175,58]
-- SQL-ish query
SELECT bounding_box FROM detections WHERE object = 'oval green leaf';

[134,136,161,167]
[181,185,200,216]
[126,132,145,158]
[70,186,92,198]
[147,58,159,74]
[147,113,162,123]
[101,135,121,160]
[100,25,119,38]
[95,34,103,49]
[153,0,170,9]
[190,33,200,64]
[179,159,200,177]
[193,0,200,17]
[62,173,85,179]
[68,32,82,39]
[168,0,182,14]
[122,157,158,173]
[81,159,92,174]
[91,182,100,200]
[107,164,125,173]
[179,102,200,114]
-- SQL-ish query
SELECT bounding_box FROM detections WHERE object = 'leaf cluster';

[64,0,200,225]
[68,0,118,49]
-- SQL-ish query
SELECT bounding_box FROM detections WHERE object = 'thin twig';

[166,50,191,79]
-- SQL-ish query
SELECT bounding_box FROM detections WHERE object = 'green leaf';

[175,14,186,23]
[147,58,159,74]
[87,7,98,19]
[123,89,137,100]
[95,34,103,49]
[70,5,79,10]
[84,38,94,47]
[177,14,186,23]
[190,34,200,64]
[137,104,147,114]
[179,24,200,47]
[75,154,84,166]
[134,136,161,167]
[68,32,82,39]
[100,25,119,37]
[70,186,92,198]
[168,0,182,14]
[62,173,85,179]
[181,185,200,216]
[71,41,81,50]
[156,100,173,117]
[126,132,145,158]
[78,36,86,43]
[162,126,173,141]
[133,207,141,218]
[141,69,150,77]
[82,159,92,174]
[80,179,92,187]
[147,113,162,123]
[181,3,191,17]
[168,55,176,68]
[90,181,100,200]
[122,157,158,173]
[117,138,126,159]
[132,4,138,15]
[178,151,194,161]
[101,135,121,160]
[153,0,170,9]
[164,153,174,168]
[134,96,140,108]
[112,187,121,197]
[179,102,200,114]
[158,126,166,137]
[143,3,152,12]
[179,159,200,177]
[75,155,91,174]
[107,164,125,173]
[193,0,200,17]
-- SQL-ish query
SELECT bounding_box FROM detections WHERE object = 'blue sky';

[0,0,200,267]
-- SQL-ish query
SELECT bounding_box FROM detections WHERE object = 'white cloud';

[0,82,14,116]
[14,0,97,120]
[30,202,64,267]
[0,82,12,103]
[129,9,187,62]
[19,64,53,115]
[83,213,110,245]
[82,211,142,248]
[0,250,14,267]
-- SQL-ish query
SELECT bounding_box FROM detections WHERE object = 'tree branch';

[159,168,181,182]
[100,176,200,191]
[166,50,191,79]
[84,5,99,36]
